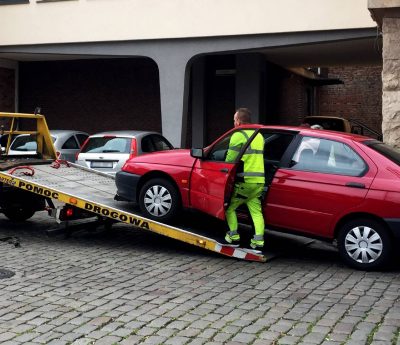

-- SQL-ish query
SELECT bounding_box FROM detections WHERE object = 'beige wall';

[0,0,375,46]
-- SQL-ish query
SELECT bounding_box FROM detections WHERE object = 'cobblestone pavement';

[0,211,399,345]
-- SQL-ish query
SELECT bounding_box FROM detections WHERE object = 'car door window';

[62,136,79,150]
[141,136,155,153]
[207,130,253,162]
[76,134,89,147]
[261,132,296,184]
[152,135,173,151]
[291,137,367,176]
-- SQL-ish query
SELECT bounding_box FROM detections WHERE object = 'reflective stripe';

[239,130,249,140]
[228,231,239,237]
[237,172,265,177]
[228,146,241,152]
[245,148,264,154]
[253,235,264,241]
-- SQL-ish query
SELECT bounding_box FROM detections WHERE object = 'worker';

[224,108,265,250]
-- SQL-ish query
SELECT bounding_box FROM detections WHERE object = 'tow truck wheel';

[337,218,392,270]
[139,178,180,222]
[3,207,35,222]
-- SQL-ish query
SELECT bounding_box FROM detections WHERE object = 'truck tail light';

[66,208,74,217]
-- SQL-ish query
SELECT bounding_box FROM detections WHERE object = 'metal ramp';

[0,162,266,262]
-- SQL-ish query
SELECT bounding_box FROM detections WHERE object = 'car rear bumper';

[115,171,140,202]
[384,218,400,239]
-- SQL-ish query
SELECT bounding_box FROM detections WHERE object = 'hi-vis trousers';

[225,182,265,239]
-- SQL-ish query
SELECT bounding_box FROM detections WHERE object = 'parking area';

[0,212,399,345]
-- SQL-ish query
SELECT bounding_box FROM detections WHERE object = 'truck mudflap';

[0,164,266,262]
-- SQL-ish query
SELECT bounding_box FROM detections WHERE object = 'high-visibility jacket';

[226,129,265,184]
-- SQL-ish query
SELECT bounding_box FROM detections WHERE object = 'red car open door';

[189,128,258,220]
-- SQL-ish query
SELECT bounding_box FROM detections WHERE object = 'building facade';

[0,0,383,147]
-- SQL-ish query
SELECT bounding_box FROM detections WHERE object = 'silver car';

[8,130,89,162]
[75,130,173,176]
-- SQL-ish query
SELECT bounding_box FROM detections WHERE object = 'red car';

[116,124,400,270]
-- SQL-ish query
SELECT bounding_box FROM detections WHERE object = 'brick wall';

[0,67,15,112]
[318,65,383,135]
[274,71,309,125]
[19,58,161,135]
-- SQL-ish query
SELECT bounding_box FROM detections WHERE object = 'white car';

[75,130,173,176]
[8,130,89,162]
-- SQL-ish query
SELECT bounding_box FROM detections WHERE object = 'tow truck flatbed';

[0,160,267,262]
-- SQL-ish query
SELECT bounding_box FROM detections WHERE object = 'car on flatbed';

[8,130,89,162]
[115,124,400,270]
[75,130,173,176]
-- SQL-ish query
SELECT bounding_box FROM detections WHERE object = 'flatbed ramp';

[0,161,266,262]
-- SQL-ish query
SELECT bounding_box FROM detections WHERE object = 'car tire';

[3,207,36,222]
[139,178,181,222]
[337,218,392,270]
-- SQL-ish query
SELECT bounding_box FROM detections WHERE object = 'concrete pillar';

[382,17,400,148]
[235,53,264,123]
[155,56,191,148]
[191,57,206,148]
[369,0,400,147]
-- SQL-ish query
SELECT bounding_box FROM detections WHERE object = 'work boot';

[224,231,240,246]
[250,238,264,250]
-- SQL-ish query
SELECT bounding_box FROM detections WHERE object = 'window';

[291,137,366,176]
[81,137,131,154]
[141,135,173,153]
[61,136,79,150]
[0,0,29,5]
[207,129,252,162]
[76,134,89,147]
[152,135,173,151]
[10,135,37,152]
[367,141,400,166]
[263,132,295,162]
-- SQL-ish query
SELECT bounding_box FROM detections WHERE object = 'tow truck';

[0,112,266,262]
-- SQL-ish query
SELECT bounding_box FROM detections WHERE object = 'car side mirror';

[190,148,204,159]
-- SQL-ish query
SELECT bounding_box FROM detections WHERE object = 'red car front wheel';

[139,178,181,222]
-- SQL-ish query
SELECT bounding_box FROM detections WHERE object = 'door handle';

[220,168,229,173]
[345,182,365,189]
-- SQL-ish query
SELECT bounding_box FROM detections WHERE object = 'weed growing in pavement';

[391,327,399,345]
[367,320,382,345]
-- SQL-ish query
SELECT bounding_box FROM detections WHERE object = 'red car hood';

[130,149,195,167]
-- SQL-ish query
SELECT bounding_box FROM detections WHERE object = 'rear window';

[81,137,132,154]
[304,118,345,132]
[366,141,400,165]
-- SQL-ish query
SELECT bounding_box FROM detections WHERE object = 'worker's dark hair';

[236,108,252,124]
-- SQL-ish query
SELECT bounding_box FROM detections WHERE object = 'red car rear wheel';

[337,218,392,270]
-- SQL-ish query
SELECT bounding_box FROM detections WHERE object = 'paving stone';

[85,330,109,340]
[93,335,122,344]
[0,332,17,342]
[230,333,257,343]
[301,331,327,344]
[278,335,300,344]
[164,336,191,344]
[0,213,399,345]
